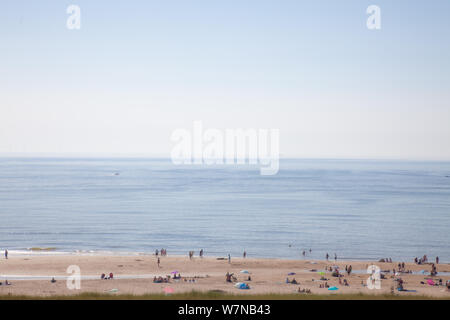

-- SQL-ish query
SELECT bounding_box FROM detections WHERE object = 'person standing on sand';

[228,254,231,264]
[334,253,337,262]
[157,257,160,268]
[436,256,439,264]
[243,251,246,258]
[4,249,7,259]
[326,253,329,261]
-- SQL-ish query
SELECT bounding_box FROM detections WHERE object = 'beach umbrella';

[164,287,174,294]
[328,286,339,291]
[234,282,244,288]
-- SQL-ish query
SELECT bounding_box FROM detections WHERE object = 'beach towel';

[397,288,417,292]
[164,287,174,294]
[328,286,338,291]
[427,279,435,286]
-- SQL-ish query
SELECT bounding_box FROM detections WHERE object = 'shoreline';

[6,250,449,264]
[1,254,449,298]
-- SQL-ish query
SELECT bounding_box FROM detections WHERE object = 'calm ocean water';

[0,158,449,262]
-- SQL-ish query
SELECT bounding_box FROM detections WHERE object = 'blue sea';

[0,158,449,262]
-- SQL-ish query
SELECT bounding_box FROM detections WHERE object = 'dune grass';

[0,291,447,300]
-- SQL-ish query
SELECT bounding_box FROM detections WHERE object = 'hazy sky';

[1,0,449,159]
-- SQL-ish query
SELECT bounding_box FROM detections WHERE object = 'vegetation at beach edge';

[0,291,448,300]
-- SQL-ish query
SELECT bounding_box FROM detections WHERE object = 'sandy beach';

[1,254,449,298]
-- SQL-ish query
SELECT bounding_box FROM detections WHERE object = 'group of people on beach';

[393,275,446,292]
[225,271,251,283]
[393,262,411,274]
[153,276,170,283]
[154,249,248,262]
[100,272,114,280]
[225,272,250,289]
[286,277,298,284]
[325,253,338,261]
[155,248,167,256]
[414,255,439,265]
[188,249,207,259]
[225,272,238,283]
[0,280,11,286]
[318,279,349,288]
[153,274,198,283]
[323,265,352,277]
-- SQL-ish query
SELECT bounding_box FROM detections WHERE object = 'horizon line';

[1,152,450,162]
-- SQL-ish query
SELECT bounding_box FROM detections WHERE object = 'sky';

[1,0,449,159]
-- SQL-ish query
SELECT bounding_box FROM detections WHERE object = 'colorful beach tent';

[234,282,249,289]
[240,270,250,274]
